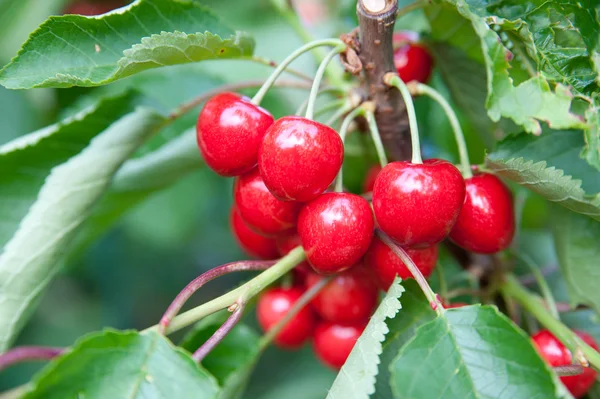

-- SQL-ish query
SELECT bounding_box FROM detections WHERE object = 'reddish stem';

[0,346,64,371]
[192,301,246,363]
[158,261,275,334]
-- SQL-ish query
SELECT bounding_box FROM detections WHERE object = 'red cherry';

[234,169,302,236]
[532,330,599,398]
[313,321,366,369]
[306,266,378,323]
[449,173,515,254]
[258,116,344,202]
[230,208,279,260]
[392,32,433,84]
[363,165,382,193]
[64,0,125,15]
[372,159,465,248]
[364,236,438,290]
[257,287,316,349]
[298,193,374,274]
[197,93,274,177]
[275,233,311,274]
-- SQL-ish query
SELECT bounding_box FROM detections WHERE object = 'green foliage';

[0,0,254,89]
[23,330,220,399]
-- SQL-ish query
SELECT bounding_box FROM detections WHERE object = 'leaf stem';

[376,230,445,315]
[0,346,63,372]
[383,73,422,164]
[365,109,389,167]
[252,39,345,106]
[335,105,366,192]
[410,82,472,178]
[500,275,600,370]
[305,45,347,120]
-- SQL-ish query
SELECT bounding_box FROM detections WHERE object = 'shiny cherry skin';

[306,266,378,323]
[230,208,279,260]
[393,32,433,84]
[298,193,374,274]
[364,236,438,290]
[64,0,125,15]
[275,233,311,274]
[258,116,344,202]
[532,330,599,398]
[313,321,366,369]
[234,169,302,236]
[363,165,382,193]
[449,173,515,254]
[372,159,465,248]
[257,287,317,349]
[197,92,274,177]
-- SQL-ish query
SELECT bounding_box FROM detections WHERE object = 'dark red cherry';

[298,193,374,274]
[234,169,302,236]
[197,92,274,177]
[306,266,378,323]
[64,0,125,15]
[257,287,316,349]
[258,116,344,202]
[372,159,465,248]
[363,165,382,193]
[393,32,433,84]
[532,330,599,398]
[364,236,438,290]
[275,233,311,274]
[449,173,515,254]
[230,208,278,260]
[313,321,366,369]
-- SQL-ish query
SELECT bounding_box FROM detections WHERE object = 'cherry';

[364,236,438,290]
[64,0,125,15]
[257,286,316,349]
[230,208,279,260]
[298,192,374,274]
[234,169,302,236]
[305,266,378,323]
[275,233,311,274]
[449,173,515,254]
[372,159,465,248]
[197,92,274,177]
[532,330,599,398]
[392,32,433,84]
[258,116,344,202]
[313,321,366,369]
[363,165,382,193]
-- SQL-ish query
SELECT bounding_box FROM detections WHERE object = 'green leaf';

[23,330,219,399]
[327,278,404,399]
[0,0,254,89]
[552,206,600,314]
[0,104,166,351]
[583,104,600,170]
[486,130,600,221]
[390,306,561,398]
[180,313,261,399]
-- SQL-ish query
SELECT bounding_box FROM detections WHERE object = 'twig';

[0,346,63,372]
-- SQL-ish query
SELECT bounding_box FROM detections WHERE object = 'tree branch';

[357,0,411,161]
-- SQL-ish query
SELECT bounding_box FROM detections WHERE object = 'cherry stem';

[252,39,345,106]
[305,44,347,120]
[158,260,275,335]
[0,346,63,372]
[376,230,445,316]
[258,276,331,351]
[326,101,354,127]
[192,300,246,363]
[500,275,600,370]
[314,99,347,118]
[365,109,389,167]
[410,83,473,178]
[295,87,345,116]
[383,73,422,164]
[246,56,314,82]
[335,105,366,192]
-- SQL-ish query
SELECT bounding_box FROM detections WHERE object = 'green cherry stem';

[305,44,347,120]
[295,87,346,116]
[410,82,472,178]
[314,99,347,118]
[364,109,389,167]
[251,38,345,106]
[334,105,366,192]
[383,73,422,164]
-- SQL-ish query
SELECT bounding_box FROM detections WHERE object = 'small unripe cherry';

[392,32,434,84]
[230,208,279,260]
[306,266,378,323]
[298,192,374,274]
[197,92,274,177]
[313,321,366,369]
[364,236,438,290]
[258,116,344,202]
[234,169,302,236]
[257,287,317,349]
[372,159,465,248]
[449,173,515,254]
